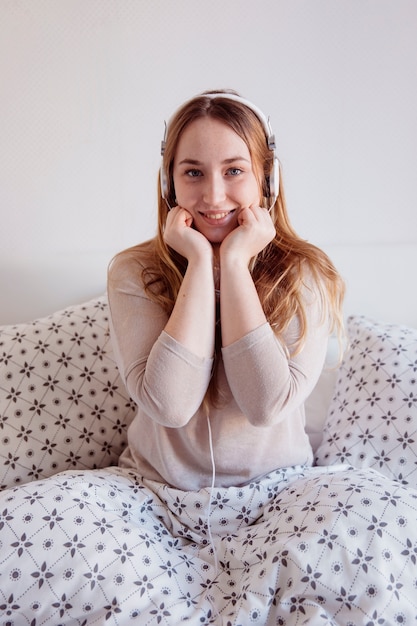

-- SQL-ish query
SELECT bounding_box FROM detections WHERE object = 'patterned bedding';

[1,464,417,624]
[2,297,417,624]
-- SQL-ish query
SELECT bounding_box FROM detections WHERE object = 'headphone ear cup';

[160,166,169,201]
[268,157,280,205]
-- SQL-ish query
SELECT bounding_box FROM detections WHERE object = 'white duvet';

[1,464,417,625]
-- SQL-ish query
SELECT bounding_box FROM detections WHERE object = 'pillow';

[0,295,137,491]
[315,315,417,488]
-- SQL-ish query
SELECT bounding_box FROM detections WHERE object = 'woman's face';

[172,117,262,244]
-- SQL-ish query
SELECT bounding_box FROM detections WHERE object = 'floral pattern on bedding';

[0,296,136,490]
[1,464,417,625]
[315,315,417,488]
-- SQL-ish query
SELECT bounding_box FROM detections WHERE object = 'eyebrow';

[178,156,251,166]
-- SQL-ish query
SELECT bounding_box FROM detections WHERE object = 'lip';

[199,209,236,225]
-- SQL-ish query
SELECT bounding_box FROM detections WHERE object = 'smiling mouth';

[199,210,236,220]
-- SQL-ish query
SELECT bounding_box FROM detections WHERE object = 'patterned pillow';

[315,315,417,488]
[0,295,137,491]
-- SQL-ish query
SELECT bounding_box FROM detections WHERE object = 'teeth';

[205,212,230,220]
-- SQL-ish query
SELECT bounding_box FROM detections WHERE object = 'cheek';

[175,189,196,209]
[247,177,263,203]
[172,177,193,202]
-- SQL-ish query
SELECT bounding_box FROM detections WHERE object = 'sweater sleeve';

[221,279,329,427]
[107,251,214,427]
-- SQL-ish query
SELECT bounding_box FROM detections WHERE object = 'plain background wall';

[1,0,416,325]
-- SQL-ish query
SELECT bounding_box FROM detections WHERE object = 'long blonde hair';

[135,90,345,398]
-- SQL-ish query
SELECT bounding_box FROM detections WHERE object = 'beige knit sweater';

[107,247,329,490]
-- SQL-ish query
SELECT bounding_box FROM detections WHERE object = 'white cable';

[206,414,219,576]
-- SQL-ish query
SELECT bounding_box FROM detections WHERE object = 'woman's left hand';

[220,205,276,265]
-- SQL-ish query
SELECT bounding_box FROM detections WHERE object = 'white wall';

[1,0,416,326]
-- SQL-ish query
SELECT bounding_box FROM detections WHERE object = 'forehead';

[175,117,251,158]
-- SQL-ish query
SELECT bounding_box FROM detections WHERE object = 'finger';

[237,206,254,224]
[249,204,269,218]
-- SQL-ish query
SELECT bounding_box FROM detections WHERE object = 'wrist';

[219,249,250,272]
[187,246,214,268]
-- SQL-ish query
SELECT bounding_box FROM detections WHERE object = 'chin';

[203,225,237,245]
[205,232,230,245]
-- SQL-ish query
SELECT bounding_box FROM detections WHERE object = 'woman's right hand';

[162,206,216,361]
[163,206,213,262]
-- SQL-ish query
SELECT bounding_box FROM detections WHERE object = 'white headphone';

[160,92,280,209]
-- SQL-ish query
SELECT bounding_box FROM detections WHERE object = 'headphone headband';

[161,92,276,154]
[160,92,279,208]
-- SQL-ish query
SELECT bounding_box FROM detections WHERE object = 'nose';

[202,172,226,207]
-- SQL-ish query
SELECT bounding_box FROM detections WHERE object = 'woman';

[107,89,345,491]
[2,91,416,625]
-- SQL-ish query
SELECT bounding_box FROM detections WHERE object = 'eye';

[186,169,202,178]
[227,167,243,176]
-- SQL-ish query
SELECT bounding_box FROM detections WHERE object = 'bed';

[1,295,417,624]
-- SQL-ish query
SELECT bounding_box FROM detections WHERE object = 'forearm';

[128,330,214,427]
[218,205,275,347]
[222,286,330,427]
[164,255,216,358]
[220,256,267,347]
[108,250,214,427]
